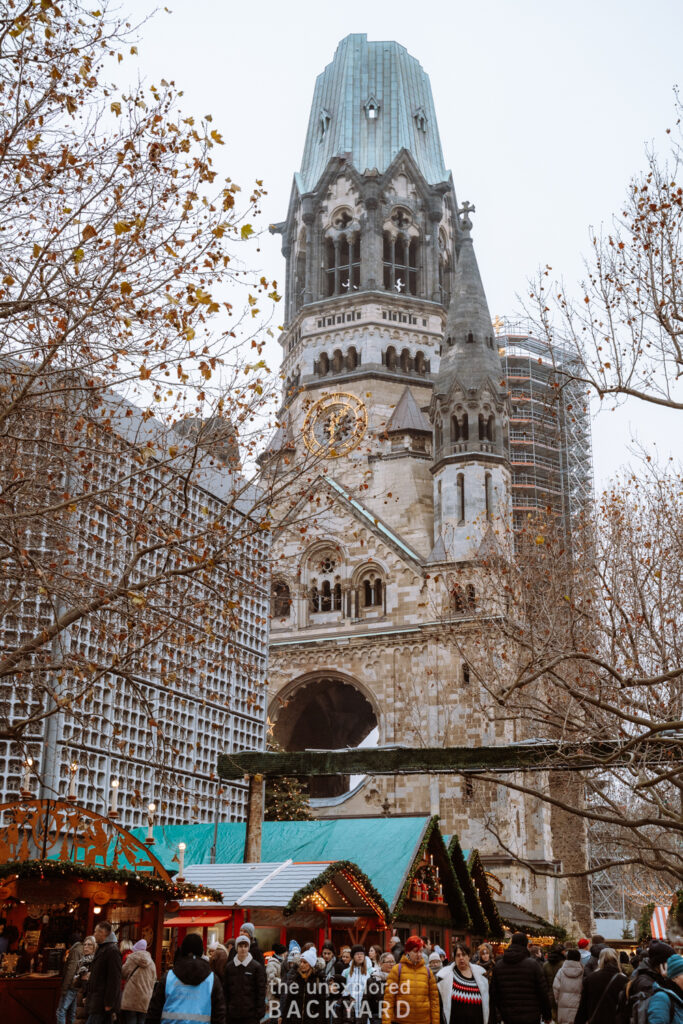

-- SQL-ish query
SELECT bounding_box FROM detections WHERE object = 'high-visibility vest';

[162,968,214,1024]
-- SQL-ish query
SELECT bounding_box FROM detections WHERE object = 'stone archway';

[270,673,379,799]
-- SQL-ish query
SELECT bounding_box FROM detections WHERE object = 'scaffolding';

[497,318,594,550]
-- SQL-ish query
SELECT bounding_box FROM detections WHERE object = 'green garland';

[637,902,656,944]
[392,816,471,930]
[498,899,567,940]
[467,849,506,939]
[447,835,491,938]
[0,859,222,903]
[283,860,390,921]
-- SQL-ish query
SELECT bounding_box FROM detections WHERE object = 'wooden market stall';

[166,860,390,956]
[0,798,218,1024]
[137,815,472,952]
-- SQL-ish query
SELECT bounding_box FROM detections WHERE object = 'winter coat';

[553,961,585,1024]
[648,983,683,1024]
[61,940,84,996]
[280,968,327,1024]
[223,954,267,1022]
[72,952,95,1023]
[85,934,122,1015]
[437,962,490,1024]
[343,963,374,1022]
[382,954,440,1024]
[366,969,390,1020]
[266,952,284,1014]
[121,948,157,1013]
[584,947,608,979]
[575,964,627,1024]
[490,945,552,1024]
[146,953,227,1024]
[545,955,566,1018]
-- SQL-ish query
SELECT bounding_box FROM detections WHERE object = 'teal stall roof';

[297,34,448,193]
[132,816,431,911]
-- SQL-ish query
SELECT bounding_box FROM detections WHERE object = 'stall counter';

[0,973,61,1023]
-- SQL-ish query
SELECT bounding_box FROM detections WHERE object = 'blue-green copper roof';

[133,816,429,911]
[298,34,448,193]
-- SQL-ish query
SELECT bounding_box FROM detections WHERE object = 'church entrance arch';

[269,672,379,800]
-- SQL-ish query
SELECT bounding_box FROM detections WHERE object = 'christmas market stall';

[166,860,390,954]
[138,815,471,950]
[0,798,219,1024]
[446,835,498,942]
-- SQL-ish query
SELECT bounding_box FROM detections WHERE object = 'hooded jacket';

[280,966,327,1024]
[146,953,227,1024]
[85,933,122,1015]
[553,961,585,1024]
[491,944,552,1024]
[437,961,490,1024]
[382,954,440,1024]
[121,947,157,1013]
[648,983,683,1024]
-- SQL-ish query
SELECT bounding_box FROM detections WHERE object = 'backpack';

[628,989,676,1024]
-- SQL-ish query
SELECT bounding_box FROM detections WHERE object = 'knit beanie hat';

[301,947,318,968]
[404,936,423,953]
[240,922,255,938]
[289,939,301,954]
[235,935,250,948]
[133,939,147,952]
[510,932,528,947]
[577,939,589,949]
[351,944,365,957]
[667,955,683,981]
[181,933,204,958]
[649,941,675,967]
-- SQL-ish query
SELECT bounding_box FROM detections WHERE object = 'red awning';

[164,909,232,927]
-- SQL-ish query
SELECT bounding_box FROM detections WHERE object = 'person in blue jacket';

[648,955,683,1024]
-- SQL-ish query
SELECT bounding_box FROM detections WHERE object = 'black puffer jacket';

[575,964,626,1024]
[584,945,608,978]
[280,969,326,1024]
[85,936,122,1015]
[223,956,267,1021]
[491,945,552,1024]
[146,953,227,1024]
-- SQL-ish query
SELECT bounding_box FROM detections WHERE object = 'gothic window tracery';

[324,207,360,297]
[271,581,291,619]
[383,208,419,295]
[308,549,343,614]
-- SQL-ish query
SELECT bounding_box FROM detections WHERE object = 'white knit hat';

[301,948,318,968]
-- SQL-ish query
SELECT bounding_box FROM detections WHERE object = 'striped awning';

[650,905,669,939]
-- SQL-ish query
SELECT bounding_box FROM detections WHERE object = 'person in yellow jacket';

[382,937,440,1024]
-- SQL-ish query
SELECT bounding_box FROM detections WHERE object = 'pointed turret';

[386,387,431,434]
[435,204,503,399]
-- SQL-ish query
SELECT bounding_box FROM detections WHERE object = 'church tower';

[265,35,588,932]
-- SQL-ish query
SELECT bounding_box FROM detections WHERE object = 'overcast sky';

[132,0,683,487]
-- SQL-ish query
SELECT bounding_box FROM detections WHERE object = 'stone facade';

[263,34,591,933]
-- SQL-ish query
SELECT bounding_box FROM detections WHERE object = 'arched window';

[272,581,291,619]
[334,580,342,611]
[466,584,476,610]
[462,662,470,685]
[400,349,412,372]
[385,346,397,371]
[321,579,332,612]
[451,416,460,444]
[487,415,495,443]
[457,473,465,522]
[308,549,342,615]
[415,351,426,374]
[452,584,465,613]
[461,414,469,441]
[467,332,474,344]
[294,232,306,313]
[478,413,486,441]
[309,583,320,613]
[435,419,443,453]
[383,216,419,295]
[332,349,343,373]
[318,352,329,376]
[324,224,360,297]
[361,572,384,609]
[485,472,492,522]
[346,346,358,371]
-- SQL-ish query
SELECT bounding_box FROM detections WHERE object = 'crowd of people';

[54,922,683,1024]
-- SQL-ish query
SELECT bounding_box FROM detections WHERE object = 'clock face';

[302,392,368,459]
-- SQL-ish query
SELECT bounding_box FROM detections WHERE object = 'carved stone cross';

[458,201,475,231]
